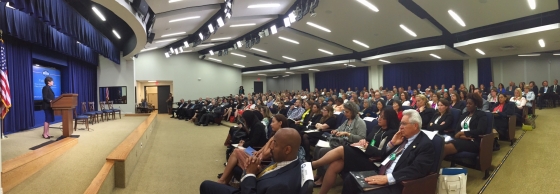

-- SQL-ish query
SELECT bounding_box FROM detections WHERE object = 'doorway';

[145,86,158,109]
[254,81,264,94]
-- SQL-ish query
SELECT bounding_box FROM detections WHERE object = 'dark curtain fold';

[3,38,35,134]
[315,67,369,91]
[0,1,118,64]
[301,74,310,91]
[64,58,98,113]
[478,58,493,86]
[383,61,464,90]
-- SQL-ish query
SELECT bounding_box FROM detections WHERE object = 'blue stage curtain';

[478,58,492,87]
[301,74,310,90]
[383,61,464,90]
[65,58,98,113]
[3,38,35,134]
[0,2,117,64]
[315,67,369,91]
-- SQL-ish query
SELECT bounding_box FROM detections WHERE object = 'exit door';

[254,81,263,94]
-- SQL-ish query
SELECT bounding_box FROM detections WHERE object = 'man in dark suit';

[538,81,551,110]
[171,99,187,118]
[341,110,435,194]
[551,79,559,108]
[506,81,517,96]
[200,128,302,194]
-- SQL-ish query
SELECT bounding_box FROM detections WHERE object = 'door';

[157,86,171,114]
[254,81,264,94]
[147,93,158,109]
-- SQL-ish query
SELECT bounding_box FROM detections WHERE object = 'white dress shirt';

[385,132,420,185]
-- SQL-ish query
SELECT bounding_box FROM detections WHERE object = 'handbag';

[437,168,467,194]
[231,127,248,144]
[328,136,348,149]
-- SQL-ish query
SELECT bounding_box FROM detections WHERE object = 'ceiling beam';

[155,4,221,18]
[283,28,356,53]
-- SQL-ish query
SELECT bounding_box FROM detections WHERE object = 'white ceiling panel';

[289,0,442,52]
[232,0,296,17]
[204,50,283,68]
[146,0,222,13]
[363,45,468,66]
[414,0,559,33]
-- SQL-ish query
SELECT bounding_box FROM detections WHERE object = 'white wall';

[242,76,267,94]
[491,55,560,85]
[266,75,302,92]
[135,50,242,99]
[98,55,136,114]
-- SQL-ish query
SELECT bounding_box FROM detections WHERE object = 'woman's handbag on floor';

[522,114,535,131]
[437,168,467,194]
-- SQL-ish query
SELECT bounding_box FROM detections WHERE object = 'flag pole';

[1,107,5,139]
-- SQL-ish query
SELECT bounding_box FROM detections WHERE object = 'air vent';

[500,45,516,51]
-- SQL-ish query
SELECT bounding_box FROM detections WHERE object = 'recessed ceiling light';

[399,24,417,37]
[198,44,215,47]
[348,65,356,67]
[273,76,279,79]
[161,32,186,37]
[211,37,231,41]
[538,39,545,47]
[209,50,214,55]
[112,30,121,39]
[148,81,157,82]
[169,16,200,23]
[282,56,296,61]
[353,40,370,48]
[208,58,222,62]
[217,17,225,27]
[251,48,267,53]
[286,72,294,74]
[165,53,170,58]
[309,69,320,71]
[270,25,278,34]
[527,0,536,10]
[92,7,106,21]
[169,0,182,3]
[518,54,541,56]
[233,64,245,67]
[279,37,300,44]
[231,53,246,57]
[284,17,291,27]
[141,47,158,52]
[283,75,290,77]
[379,59,391,63]
[554,53,560,56]
[448,10,466,27]
[248,4,281,8]
[208,24,215,33]
[475,48,485,55]
[430,54,441,59]
[306,22,331,32]
[318,49,333,55]
[230,23,256,27]
[155,39,177,43]
[260,60,272,64]
[356,0,379,12]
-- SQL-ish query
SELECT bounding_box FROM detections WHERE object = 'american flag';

[0,39,11,119]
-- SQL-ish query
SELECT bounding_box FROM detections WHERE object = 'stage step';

[2,137,79,192]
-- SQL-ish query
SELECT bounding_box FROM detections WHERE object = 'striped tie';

[257,163,278,178]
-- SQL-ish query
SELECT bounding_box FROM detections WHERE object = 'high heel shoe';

[42,135,50,139]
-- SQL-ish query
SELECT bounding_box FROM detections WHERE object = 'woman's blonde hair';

[416,94,430,108]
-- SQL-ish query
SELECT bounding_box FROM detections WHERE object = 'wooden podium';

[51,93,78,137]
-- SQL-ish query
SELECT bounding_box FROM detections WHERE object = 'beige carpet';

[3,116,147,194]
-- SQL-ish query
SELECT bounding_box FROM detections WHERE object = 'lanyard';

[463,116,472,129]
[370,128,386,146]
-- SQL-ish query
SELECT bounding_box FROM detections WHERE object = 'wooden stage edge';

[2,137,79,192]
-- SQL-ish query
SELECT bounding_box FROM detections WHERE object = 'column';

[369,65,383,89]
[309,73,315,91]
[463,58,478,87]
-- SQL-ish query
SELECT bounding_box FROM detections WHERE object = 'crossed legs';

[311,146,345,194]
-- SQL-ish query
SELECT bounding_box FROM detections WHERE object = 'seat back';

[450,108,461,131]
[108,101,114,109]
[402,106,413,110]
[430,135,445,173]
[485,112,493,134]
[335,113,347,129]
[365,119,378,137]
[81,102,88,113]
[99,101,106,111]
[89,102,96,112]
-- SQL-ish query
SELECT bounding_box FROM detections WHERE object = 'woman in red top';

[492,93,515,140]
[392,100,403,120]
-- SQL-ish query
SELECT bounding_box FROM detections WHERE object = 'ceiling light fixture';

[211,37,231,41]
[184,41,190,48]
[209,50,214,55]
[306,22,331,32]
[430,54,441,59]
[260,60,272,64]
[217,17,225,27]
[348,65,356,67]
[155,39,177,43]
[174,49,179,54]
[309,69,320,71]
[208,58,222,62]
[208,24,215,33]
[518,54,541,56]
[251,48,268,53]
[448,10,466,27]
[169,16,200,23]
[233,64,246,67]
[199,33,204,40]
[178,47,184,53]
[538,39,545,47]
[379,59,391,63]
[356,0,379,12]
[248,4,281,8]
[284,18,291,27]
[283,75,290,77]
[286,72,294,74]
[475,48,485,55]
[148,81,157,82]
[92,7,106,21]
[282,56,296,61]
[270,25,278,34]
[230,23,256,27]
[198,43,215,47]
[231,53,247,57]
[353,40,370,48]
[141,47,158,52]
[258,74,267,76]
[279,36,300,44]
[165,52,170,58]
[399,24,417,37]
[553,53,560,56]
[112,30,121,39]
[169,0,182,3]
[527,0,536,10]
[318,49,333,55]
[161,32,186,37]
[289,11,297,23]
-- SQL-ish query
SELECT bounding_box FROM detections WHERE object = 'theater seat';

[400,133,445,194]
[335,113,347,128]
[444,108,461,135]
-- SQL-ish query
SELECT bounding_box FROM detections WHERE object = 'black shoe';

[217,173,223,179]
[170,116,175,118]
[195,123,201,126]
[202,124,208,126]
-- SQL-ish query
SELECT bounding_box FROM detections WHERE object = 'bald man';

[200,128,302,194]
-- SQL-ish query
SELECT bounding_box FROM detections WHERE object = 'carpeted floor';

[3,116,147,194]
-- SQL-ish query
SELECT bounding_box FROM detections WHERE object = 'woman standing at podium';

[42,77,55,139]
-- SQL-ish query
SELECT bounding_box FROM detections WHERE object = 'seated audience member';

[506,81,517,96]
[216,114,289,185]
[171,99,186,118]
[258,106,274,137]
[224,111,267,148]
[497,83,506,94]
[510,88,527,122]
[480,84,488,99]
[468,84,476,93]
[392,100,403,121]
[443,91,451,102]
[311,108,399,193]
[361,100,376,118]
[302,106,337,152]
[340,110,435,194]
[197,101,224,126]
[333,98,344,113]
[415,94,436,129]
[427,99,453,134]
[286,99,305,121]
[464,89,490,113]
[266,96,275,109]
[223,99,235,120]
[400,92,410,106]
[291,100,313,130]
[140,99,148,108]
[430,93,440,109]
[313,102,367,189]
[551,79,559,107]
[522,86,536,113]
[487,89,498,104]
[374,100,385,118]
[450,91,466,111]
[459,90,467,101]
[538,81,552,109]
[492,94,515,140]
[193,100,214,124]
[529,81,539,96]
[277,101,288,117]
[444,93,488,157]
[200,128,302,194]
